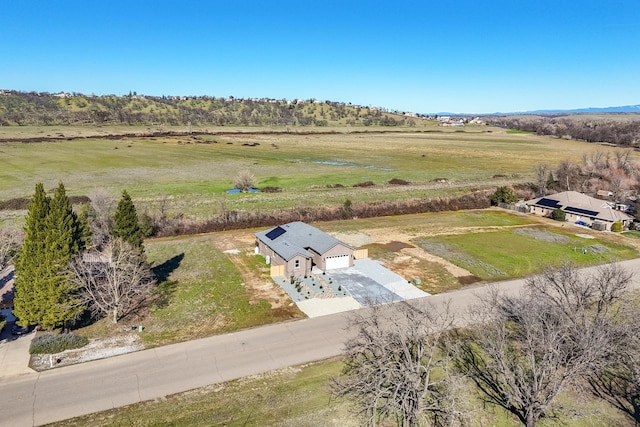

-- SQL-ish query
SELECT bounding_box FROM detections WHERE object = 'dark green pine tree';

[111,190,143,249]
[41,182,84,328]
[13,183,51,326]
[14,183,86,329]
[76,203,93,250]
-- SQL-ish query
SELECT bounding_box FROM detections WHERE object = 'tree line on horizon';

[490,115,640,147]
[0,90,414,127]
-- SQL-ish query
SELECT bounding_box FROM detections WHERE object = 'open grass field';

[0,125,634,222]
[415,227,638,280]
[47,357,632,427]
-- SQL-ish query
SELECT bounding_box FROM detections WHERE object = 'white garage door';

[326,255,350,270]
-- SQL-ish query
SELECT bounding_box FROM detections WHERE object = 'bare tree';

[332,301,468,427]
[70,239,155,323]
[586,300,640,424]
[233,169,256,192]
[0,226,23,272]
[87,189,116,249]
[453,263,630,427]
[616,150,633,175]
[608,170,628,203]
[533,163,550,196]
[555,160,581,191]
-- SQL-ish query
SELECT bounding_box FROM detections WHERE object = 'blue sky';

[1,1,638,114]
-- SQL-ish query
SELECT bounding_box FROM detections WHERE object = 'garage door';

[326,255,350,270]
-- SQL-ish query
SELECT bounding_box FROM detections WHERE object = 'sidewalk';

[0,266,36,377]
[0,323,36,377]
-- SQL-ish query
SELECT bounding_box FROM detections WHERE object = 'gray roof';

[255,222,352,261]
[525,191,634,222]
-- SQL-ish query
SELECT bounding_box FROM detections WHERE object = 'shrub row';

[29,333,89,354]
[152,191,491,237]
[0,195,90,211]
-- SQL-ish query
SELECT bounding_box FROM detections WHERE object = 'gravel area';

[513,228,569,243]
[30,333,143,371]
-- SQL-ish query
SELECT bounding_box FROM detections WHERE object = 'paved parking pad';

[328,268,402,306]
[354,259,430,299]
[328,259,429,306]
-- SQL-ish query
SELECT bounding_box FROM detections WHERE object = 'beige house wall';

[284,254,312,278]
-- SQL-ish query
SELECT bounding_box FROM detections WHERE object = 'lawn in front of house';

[138,234,301,347]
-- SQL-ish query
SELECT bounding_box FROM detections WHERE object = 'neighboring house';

[525,191,634,231]
[255,222,354,278]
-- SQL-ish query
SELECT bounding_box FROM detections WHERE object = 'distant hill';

[513,105,640,115]
[429,105,640,116]
[0,90,416,127]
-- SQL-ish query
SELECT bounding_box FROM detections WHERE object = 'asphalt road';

[3,259,640,426]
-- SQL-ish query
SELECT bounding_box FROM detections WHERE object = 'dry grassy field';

[0,125,632,223]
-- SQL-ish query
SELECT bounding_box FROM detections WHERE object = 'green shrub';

[611,221,623,232]
[0,314,5,332]
[29,333,89,354]
[551,208,566,221]
[490,186,518,206]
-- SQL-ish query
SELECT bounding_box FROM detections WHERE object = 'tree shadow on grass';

[151,253,184,309]
[152,253,184,283]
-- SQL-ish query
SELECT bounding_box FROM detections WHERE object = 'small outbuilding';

[255,222,354,277]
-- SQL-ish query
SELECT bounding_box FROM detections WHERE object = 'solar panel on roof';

[536,198,561,209]
[265,226,286,240]
[564,206,599,217]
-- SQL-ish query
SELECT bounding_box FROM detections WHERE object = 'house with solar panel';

[525,191,633,231]
[255,222,355,277]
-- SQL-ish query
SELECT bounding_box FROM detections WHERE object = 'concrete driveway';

[328,258,428,305]
[0,318,36,378]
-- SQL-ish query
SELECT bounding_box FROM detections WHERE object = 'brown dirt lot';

[210,232,299,313]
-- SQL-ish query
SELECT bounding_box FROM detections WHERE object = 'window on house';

[294,259,300,269]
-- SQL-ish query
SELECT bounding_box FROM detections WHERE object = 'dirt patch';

[513,227,569,243]
[212,232,303,315]
[587,244,609,254]
[575,233,596,239]
[365,241,415,252]
[458,275,482,285]
[331,232,372,247]
[356,228,475,279]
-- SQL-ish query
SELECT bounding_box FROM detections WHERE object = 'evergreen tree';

[13,183,51,326]
[490,186,519,206]
[111,190,143,249]
[13,183,85,329]
[41,183,84,328]
[76,203,93,250]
